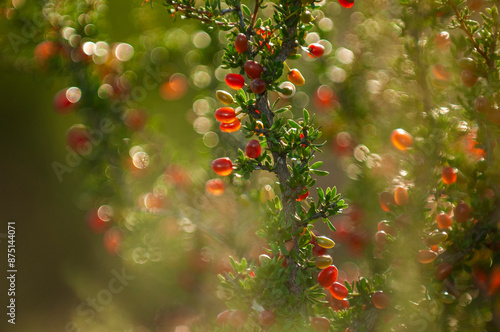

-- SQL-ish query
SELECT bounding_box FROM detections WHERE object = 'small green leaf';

[311,169,329,176]
[310,161,323,169]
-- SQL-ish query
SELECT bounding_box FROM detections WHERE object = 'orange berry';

[394,186,409,206]
[442,166,457,185]
[391,129,413,151]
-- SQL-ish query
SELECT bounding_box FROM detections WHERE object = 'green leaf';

[310,161,323,169]
[303,108,309,123]
[311,169,329,176]
[326,219,336,232]
[288,119,300,129]
[241,4,251,16]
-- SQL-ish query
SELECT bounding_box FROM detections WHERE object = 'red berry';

[217,310,230,326]
[379,191,395,211]
[86,209,109,234]
[245,139,261,158]
[296,190,309,201]
[318,265,338,288]
[225,73,245,90]
[375,230,388,248]
[211,157,233,176]
[454,201,470,223]
[394,186,409,206]
[330,282,348,300]
[258,310,276,327]
[474,96,493,113]
[34,40,59,65]
[250,78,266,94]
[372,291,389,309]
[307,43,325,58]
[103,228,122,255]
[214,107,237,123]
[220,118,241,133]
[330,296,350,311]
[312,243,327,256]
[435,262,453,281]
[53,87,81,114]
[244,60,264,79]
[435,31,451,49]
[205,179,225,196]
[442,166,457,185]
[228,310,246,328]
[66,124,90,153]
[417,249,438,264]
[377,220,395,236]
[391,129,413,151]
[234,33,248,53]
[436,211,452,229]
[338,0,355,8]
[310,317,330,331]
[461,70,478,87]
[124,109,147,131]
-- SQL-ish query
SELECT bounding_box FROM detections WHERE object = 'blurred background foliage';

[1,0,500,331]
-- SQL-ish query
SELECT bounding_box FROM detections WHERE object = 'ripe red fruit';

[442,166,457,185]
[228,310,246,328]
[296,189,309,201]
[86,209,109,234]
[338,0,355,8]
[214,107,237,123]
[474,96,493,113]
[435,31,451,49]
[66,124,90,153]
[124,109,147,131]
[318,265,338,288]
[225,73,245,90]
[307,43,325,58]
[435,262,453,281]
[436,211,452,229]
[312,243,327,256]
[250,78,266,94]
[330,282,348,300]
[34,40,59,65]
[417,249,438,264]
[244,60,264,79]
[379,191,396,211]
[258,310,276,327]
[454,201,470,223]
[310,317,330,331]
[205,179,225,196]
[220,118,241,133]
[53,87,81,114]
[375,230,388,248]
[394,186,409,206]
[211,157,233,176]
[377,220,395,236]
[461,70,478,87]
[372,291,389,309]
[391,129,413,151]
[331,296,350,311]
[216,310,230,326]
[103,228,122,255]
[245,139,261,158]
[234,33,248,53]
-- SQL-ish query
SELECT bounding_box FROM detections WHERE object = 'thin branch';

[448,0,492,67]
